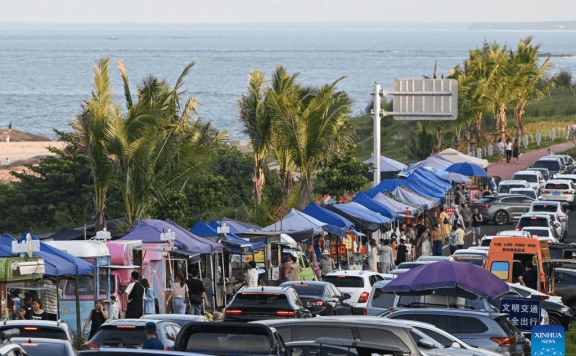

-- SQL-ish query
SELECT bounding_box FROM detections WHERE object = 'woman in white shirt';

[245,261,259,287]
[166,273,189,314]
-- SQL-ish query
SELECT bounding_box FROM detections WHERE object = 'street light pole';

[372,83,382,187]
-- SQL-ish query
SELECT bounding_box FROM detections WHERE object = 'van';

[486,237,555,294]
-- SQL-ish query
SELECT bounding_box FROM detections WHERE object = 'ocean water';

[1,25,576,139]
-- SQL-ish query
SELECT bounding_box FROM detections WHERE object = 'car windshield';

[451,256,484,266]
[532,204,558,213]
[499,184,524,193]
[481,239,492,247]
[90,326,147,346]
[534,161,560,171]
[545,183,570,190]
[323,276,364,288]
[511,190,536,199]
[523,229,550,237]
[397,263,425,270]
[513,174,537,183]
[16,342,67,356]
[370,289,396,309]
[185,331,270,354]
[397,294,489,310]
[0,327,67,341]
[288,284,325,296]
[235,293,289,306]
[517,218,549,228]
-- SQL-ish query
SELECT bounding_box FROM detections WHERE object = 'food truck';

[0,251,45,314]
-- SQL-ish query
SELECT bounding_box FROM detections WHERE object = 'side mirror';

[554,222,561,228]
[451,342,461,349]
[341,293,352,300]
[417,340,436,349]
[291,348,303,356]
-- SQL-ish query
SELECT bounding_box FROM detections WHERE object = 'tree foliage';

[315,143,370,198]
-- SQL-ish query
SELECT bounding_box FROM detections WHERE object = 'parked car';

[452,249,488,258]
[448,254,487,267]
[385,308,527,356]
[11,338,76,356]
[511,171,544,194]
[254,317,422,355]
[533,157,564,178]
[82,319,180,350]
[224,286,312,322]
[497,180,531,194]
[0,329,27,356]
[286,338,405,356]
[540,179,576,209]
[470,194,534,225]
[140,314,208,328]
[555,154,576,173]
[417,256,450,262]
[524,211,567,241]
[527,167,550,181]
[554,268,576,318]
[279,281,353,316]
[365,280,395,316]
[0,320,76,351]
[554,174,576,186]
[77,350,193,356]
[323,270,385,314]
[174,322,289,356]
[515,213,559,238]
[521,227,559,243]
[393,262,431,274]
[509,188,538,201]
[529,201,569,221]
[496,230,532,238]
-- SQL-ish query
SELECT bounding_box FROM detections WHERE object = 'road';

[441,209,576,255]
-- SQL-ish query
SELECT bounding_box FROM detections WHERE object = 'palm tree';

[73,57,118,231]
[237,70,273,205]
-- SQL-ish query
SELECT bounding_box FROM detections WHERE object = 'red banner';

[338,244,347,257]
[330,245,338,258]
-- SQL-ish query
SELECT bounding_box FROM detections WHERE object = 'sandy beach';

[0,141,67,183]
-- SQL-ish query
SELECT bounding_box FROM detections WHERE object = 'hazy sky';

[2,0,575,23]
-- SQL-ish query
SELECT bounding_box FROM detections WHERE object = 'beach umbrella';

[382,260,508,300]
[441,172,473,184]
[445,162,488,177]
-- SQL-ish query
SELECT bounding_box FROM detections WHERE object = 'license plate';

[553,192,561,196]
[516,344,523,352]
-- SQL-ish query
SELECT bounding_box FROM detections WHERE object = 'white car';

[452,248,488,257]
[521,226,559,243]
[512,170,544,194]
[509,187,538,200]
[497,180,531,194]
[529,201,569,222]
[508,283,563,305]
[323,270,385,314]
[555,174,576,185]
[496,230,532,238]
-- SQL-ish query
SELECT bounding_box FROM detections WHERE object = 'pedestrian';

[439,207,451,239]
[368,239,379,271]
[505,139,513,163]
[320,250,335,278]
[125,271,145,318]
[431,224,443,256]
[547,148,554,156]
[448,225,458,255]
[166,272,189,314]
[283,256,291,282]
[497,138,505,162]
[142,322,165,350]
[395,239,407,265]
[245,261,258,287]
[142,279,155,315]
[42,279,61,321]
[518,261,538,290]
[109,296,119,319]
[83,300,108,340]
[572,120,576,145]
[449,208,465,230]
[28,299,49,321]
[21,297,32,319]
[288,255,303,281]
[379,239,394,273]
[512,139,519,163]
[187,268,210,315]
[417,227,432,257]
[14,307,27,320]
[405,236,414,262]
[461,202,472,235]
[454,187,465,206]
[456,223,465,250]
[471,208,483,244]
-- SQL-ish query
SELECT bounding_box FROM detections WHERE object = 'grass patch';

[525,87,576,117]
[566,329,576,354]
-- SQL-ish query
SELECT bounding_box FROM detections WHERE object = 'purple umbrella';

[382,260,508,299]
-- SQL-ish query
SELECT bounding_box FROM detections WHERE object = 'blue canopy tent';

[302,203,354,235]
[392,187,435,211]
[372,192,419,216]
[208,220,266,250]
[353,192,397,219]
[327,202,391,233]
[408,167,451,192]
[410,153,453,172]
[193,220,265,251]
[363,156,408,172]
[365,179,445,203]
[262,208,348,238]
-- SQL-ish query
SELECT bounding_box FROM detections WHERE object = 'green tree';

[405,122,436,161]
[315,143,370,198]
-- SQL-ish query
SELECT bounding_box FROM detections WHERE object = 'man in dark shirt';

[125,271,145,318]
[186,268,210,315]
[142,322,164,350]
[519,261,538,291]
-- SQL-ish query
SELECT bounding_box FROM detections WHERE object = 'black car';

[224,286,312,322]
[279,281,353,316]
[82,319,180,350]
[554,268,576,318]
[11,338,76,356]
[174,322,288,356]
[0,320,76,351]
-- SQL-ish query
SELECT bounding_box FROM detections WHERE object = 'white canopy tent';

[438,148,489,169]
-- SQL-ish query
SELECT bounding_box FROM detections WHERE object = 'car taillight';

[358,292,369,303]
[83,343,100,350]
[23,327,38,331]
[21,343,38,347]
[566,190,573,194]
[515,227,521,231]
[548,240,553,244]
[542,190,548,194]
[164,346,169,351]
[314,300,324,306]
[490,337,516,346]
[364,308,367,316]
[277,310,296,316]
[225,309,242,315]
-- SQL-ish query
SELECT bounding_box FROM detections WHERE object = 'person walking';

[83,300,108,340]
[395,239,408,266]
[448,225,458,255]
[288,255,303,281]
[187,268,210,315]
[43,279,61,321]
[456,223,465,250]
[109,296,119,319]
[461,202,472,236]
[497,138,505,162]
[439,207,451,239]
[379,239,394,273]
[512,139,519,163]
[417,227,432,257]
[142,322,165,350]
[449,208,465,230]
[368,240,379,271]
[454,187,465,206]
[505,139,513,163]
[245,261,258,287]
[166,273,189,314]
[471,208,483,244]
[142,279,155,315]
[320,250,335,278]
[125,271,145,318]
[572,120,576,145]
[431,224,443,256]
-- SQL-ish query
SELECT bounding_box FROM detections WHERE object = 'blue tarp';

[372,192,419,216]
[364,156,408,172]
[165,219,223,253]
[353,192,397,219]
[408,167,451,192]
[332,203,392,224]
[195,221,265,251]
[392,187,435,211]
[303,203,354,232]
[410,153,453,171]
[365,179,445,203]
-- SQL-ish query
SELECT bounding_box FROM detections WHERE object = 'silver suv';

[534,157,564,178]
[497,180,530,194]
[541,179,576,209]
[386,308,527,356]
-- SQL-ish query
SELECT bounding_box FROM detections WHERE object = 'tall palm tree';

[237,70,273,205]
[73,57,118,231]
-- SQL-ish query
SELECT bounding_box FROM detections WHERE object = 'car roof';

[254,315,412,330]
[11,337,72,345]
[532,201,561,206]
[545,179,572,184]
[509,188,534,192]
[500,180,528,184]
[325,270,379,276]
[521,227,552,231]
[513,171,538,175]
[373,280,392,288]
[536,157,561,161]
[556,268,576,274]
[103,318,166,326]
[140,314,207,321]
[0,320,68,328]
[520,213,550,219]
[281,281,331,287]
[389,308,500,317]
[556,174,576,178]
[483,193,526,199]
[238,286,293,293]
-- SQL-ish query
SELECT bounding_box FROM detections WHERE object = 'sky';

[1,0,575,24]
